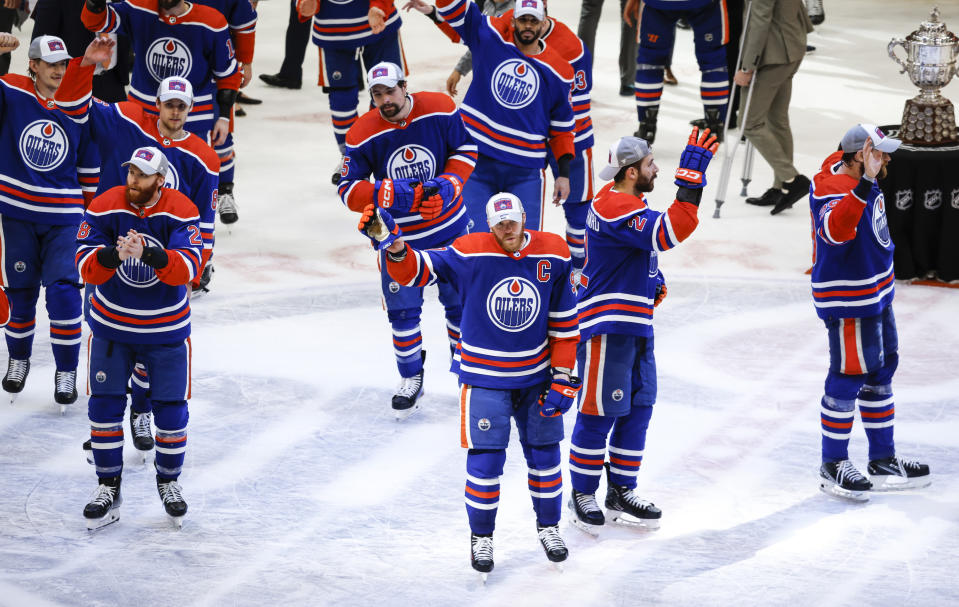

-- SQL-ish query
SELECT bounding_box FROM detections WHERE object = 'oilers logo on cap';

[168,80,187,92]
[371,67,389,79]
[494,198,514,212]
[136,149,155,162]
[47,39,65,53]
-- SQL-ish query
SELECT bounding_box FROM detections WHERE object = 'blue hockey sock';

[130,362,152,415]
[45,280,82,371]
[569,412,615,494]
[699,67,729,121]
[523,443,562,526]
[607,404,653,489]
[215,132,235,184]
[820,395,857,462]
[465,449,506,535]
[4,286,39,360]
[89,394,127,479]
[329,87,359,150]
[858,384,895,461]
[389,315,423,378]
[565,224,585,271]
[154,400,189,481]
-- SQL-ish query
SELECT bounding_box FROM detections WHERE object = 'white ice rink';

[1,1,958,605]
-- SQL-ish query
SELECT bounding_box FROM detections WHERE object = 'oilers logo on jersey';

[117,233,164,288]
[486,277,541,332]
[491,60,540,109]
[163,164,180,191]
[387,145,436,182]
[18,120,69,172]
[872,194,891,248]
[146,38,193,82]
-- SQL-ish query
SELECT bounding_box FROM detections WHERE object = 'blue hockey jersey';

[386,230,579,389]
[193,0,257,63]
[338,91,476,248]
[810,150,895,320]
[299,0,402,50]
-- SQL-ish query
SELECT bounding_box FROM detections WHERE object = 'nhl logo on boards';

[486,277,540,332]
[387,145,436,183]
[388,281,401,294]
[18,120,68,172]
[146,38,192,82]
[95,371,107,383]
[952,188,959,210]
[491,59,540,109]
[478,418,491,431]
[923,189,942,211]
[873,195,891,248]
[118,234,164,288]
[611,389,624,402]
[895,190,912,210]
[14,261,26,273]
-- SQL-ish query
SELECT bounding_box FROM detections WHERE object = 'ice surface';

[1,1,957,605]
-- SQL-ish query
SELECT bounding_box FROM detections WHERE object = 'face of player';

[157,98,190,133]
[513,15,544,46]
[30,59,68,96]
[370,83,408,121]
[490,217,526,253]
[125,166,165,206]
[633,155,659,195]
[854,149,891,180]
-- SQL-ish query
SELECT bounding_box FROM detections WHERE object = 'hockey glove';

[538,374,583,418]
[358,204,402,250]
[654,283,667,307]
[374,179,424,213]
[674,127,719,189]
[86,0,107,13]
[423,175,463,206]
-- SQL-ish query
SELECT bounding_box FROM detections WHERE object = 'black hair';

[614,159,644,184]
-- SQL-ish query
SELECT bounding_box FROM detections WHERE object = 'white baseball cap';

[158,76,193,106]
[840,123,901,154]
[514,0,546,21]
[367,62,404,89]
[486,193,525,227]
[28,36,71,64]
[598,136,652,181]
[123,146,169,176]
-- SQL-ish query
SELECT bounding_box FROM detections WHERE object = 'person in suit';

[734,0,812,215]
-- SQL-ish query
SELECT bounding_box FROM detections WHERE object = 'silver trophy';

[888,7,959,144]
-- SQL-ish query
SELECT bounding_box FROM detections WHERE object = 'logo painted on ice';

[952,188,959,210]
[491,59,540,109]
[95,371,107,383]
[118,233,164,288]
[611,389,624,402]
[387,145,436,183]
[146,38,193,82]
[872,194,891,248]
[478,418,491,431]
[18,120,68,172]
[486,277,540,332]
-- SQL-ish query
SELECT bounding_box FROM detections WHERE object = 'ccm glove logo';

[675,168,703,184]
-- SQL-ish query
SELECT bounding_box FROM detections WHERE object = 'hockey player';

[77,146,201,530]
[0,35,100,408]
[424,0,575,232]
[360,192,581,578]
[567,128,717,535]
[81,0,242,224]
[338,62,476,418]
[295,0,406,185]
[624,0,729,144]
[810,124,930,502]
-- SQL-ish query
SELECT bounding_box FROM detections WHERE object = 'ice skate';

[217,182,238,225]
[470,532,493,582]
[392,352,425,420]
[536,523,568,565]
[605,464,662,529]
[867,456,931,491]
[192,264,214,298]
[82,439,94,465]
[54,370,78,413]
[3,358,29,403]
[807,0,824,25]
[819,460,872,502]
[634,108,658,145]
[568,489,605,536]
[130,411,155,453]
[157,477,188,529]
[84,477,122,530]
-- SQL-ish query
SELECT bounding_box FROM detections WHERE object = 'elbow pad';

[140,247,169,270]
[96,247,122,269]
[217,88,238,119]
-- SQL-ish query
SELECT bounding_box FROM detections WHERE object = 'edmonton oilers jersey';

[76,186,202,345]
[338,92,476,249]
[306,0,402,50]
[387,230,579,389]
[436,0,575,169]
[0,74,98,225]
[810,151,895,320]
[192,0,257,63]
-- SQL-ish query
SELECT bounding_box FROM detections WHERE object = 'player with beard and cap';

[358,191,580,579]
[76,146,203,530]
[809,124,930,502]
[566,128,718,536]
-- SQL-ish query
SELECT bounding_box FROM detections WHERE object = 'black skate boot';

[157,476,188,528]
[392,351,425,420]
[634,108,658,145]
[3,358,30,397]
[536,523,568,563]
[703,107,724,143]
[568,489,605,536]
[867,456,931,491]
[54,370,78,411]
[604,463,662,529]
[192,263,214,298]
[819,460,873,502]
[130,410,155,452]
[84,476,122,530]
[217,182,238,224]
[470,532,494,581]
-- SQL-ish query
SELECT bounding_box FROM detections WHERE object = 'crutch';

[739,140,756,197]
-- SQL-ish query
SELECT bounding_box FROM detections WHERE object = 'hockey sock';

[821,371,863,462]
[130,362,152,415]
[443,306,462,359]
[698,65,729,122]
[607,404,653,489]
[45,280,82,371]
[569,412,616,494]
[565,224,586,271]
[154,400,189,481]
[465,449,506,535]
[522,443,563,526]
[388,314,423,378]
[215,132,235,184]
[634,65,664,122]
[329,87,359,150]
[858,383,895,461]
[4,286,39,360]
[89,394,127,479]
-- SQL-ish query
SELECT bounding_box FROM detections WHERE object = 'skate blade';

[478,572,488,584]
[168,514,185,530]
[86,509,120,531]
[869,475,931,492]
[59,405,67,416]
[393,403,420,421]
[135,449,152,465]
[819,481,869,502]
[607,510,661,530]
[549,561,565,573]
[569,516,602,537]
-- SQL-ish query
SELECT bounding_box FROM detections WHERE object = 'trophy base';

[900,97,959,145]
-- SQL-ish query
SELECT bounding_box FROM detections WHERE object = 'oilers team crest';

[387,145,436,183]
[163,163,180,191]
[146,38,193,82]
[118,233,163,288]
[486,277,541,333]
[491,59,540,109]
[872,194,891,248]
[18,120,69,172]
